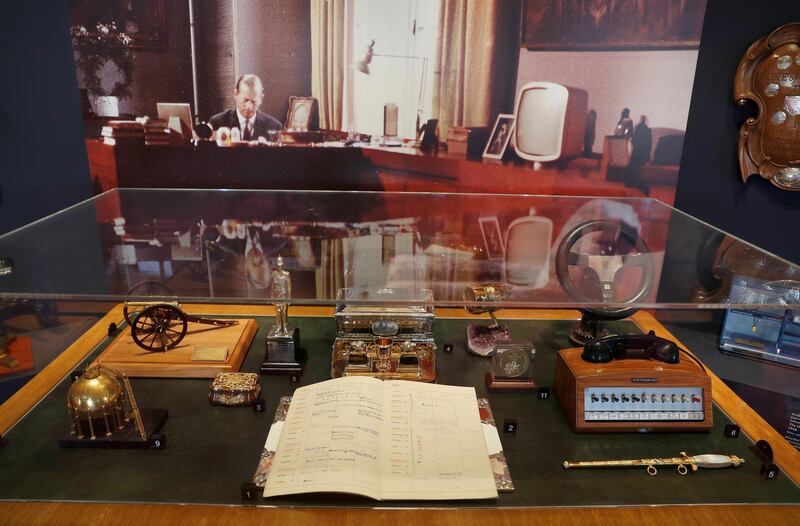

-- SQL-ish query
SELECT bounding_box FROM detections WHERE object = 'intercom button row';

[585,388,704,411]
[585,411,704,421]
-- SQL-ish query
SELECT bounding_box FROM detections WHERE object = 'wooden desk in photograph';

[86,140,676,204]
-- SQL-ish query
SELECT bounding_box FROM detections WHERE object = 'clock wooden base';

[485,371,536,391]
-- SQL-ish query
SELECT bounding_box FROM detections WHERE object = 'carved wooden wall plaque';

[735,23,800,190]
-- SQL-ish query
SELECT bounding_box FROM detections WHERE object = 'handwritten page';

[380,380,497,500]
[264,376,384,499]
[263,376,497,500]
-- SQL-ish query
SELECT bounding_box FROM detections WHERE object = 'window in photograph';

[350,0,440,140]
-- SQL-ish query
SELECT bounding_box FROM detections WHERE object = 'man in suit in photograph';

[209,74,282,140]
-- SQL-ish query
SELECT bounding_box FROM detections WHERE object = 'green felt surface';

[0,316,798,507]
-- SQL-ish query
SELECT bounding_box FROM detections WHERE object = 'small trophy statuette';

[272,256,291,337]
[614,107,634,138]
[261,256,302,375]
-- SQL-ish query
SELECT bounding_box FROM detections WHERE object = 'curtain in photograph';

[311,0,346,130]
[432,0,519,138]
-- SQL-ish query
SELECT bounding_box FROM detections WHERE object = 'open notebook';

[256,376,504,501]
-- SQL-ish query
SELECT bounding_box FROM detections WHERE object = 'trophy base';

[485,372,536,391]
[262,327,303,375]
[466,324,511,357]
[259,360,304,375]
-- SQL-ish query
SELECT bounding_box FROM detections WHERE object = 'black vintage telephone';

[582,331,681,364]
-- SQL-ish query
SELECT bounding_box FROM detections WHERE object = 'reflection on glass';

[0,189,798,310]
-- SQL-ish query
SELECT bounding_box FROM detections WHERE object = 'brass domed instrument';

[67,364,146,440]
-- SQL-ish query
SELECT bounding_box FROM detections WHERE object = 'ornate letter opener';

[564,452,744,476]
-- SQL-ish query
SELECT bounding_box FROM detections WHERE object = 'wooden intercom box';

[554,347,713,433]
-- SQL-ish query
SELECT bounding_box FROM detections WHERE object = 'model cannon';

[123,302,238,352]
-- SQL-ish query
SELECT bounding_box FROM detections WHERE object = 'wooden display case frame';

[0,304,798,525]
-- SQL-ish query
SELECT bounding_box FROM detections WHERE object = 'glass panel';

[0,301,105,404]
[0,189,797,310]
[0,189,799,511]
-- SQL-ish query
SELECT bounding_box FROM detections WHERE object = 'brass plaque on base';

[265,326,299,362]
[261,326,303,375]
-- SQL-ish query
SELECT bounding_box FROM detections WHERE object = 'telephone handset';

[582,331,681,364]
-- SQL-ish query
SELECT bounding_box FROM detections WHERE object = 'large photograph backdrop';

[66,0,707,206]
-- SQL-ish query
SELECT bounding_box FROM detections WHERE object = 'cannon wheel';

[131,304,188,352]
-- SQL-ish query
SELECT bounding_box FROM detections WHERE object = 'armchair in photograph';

[602,127,684,190]
[637,130,685,186]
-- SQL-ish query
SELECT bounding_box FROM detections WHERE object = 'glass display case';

[0,189,798,523]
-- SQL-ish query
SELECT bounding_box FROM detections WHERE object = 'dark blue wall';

[675,0,800,264]
[0,1,92,235]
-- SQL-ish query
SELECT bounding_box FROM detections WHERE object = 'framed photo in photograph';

[483,114,515,160]
[479,216,505,261]
[285,96,314,131]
